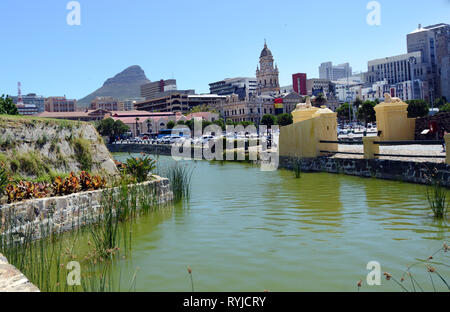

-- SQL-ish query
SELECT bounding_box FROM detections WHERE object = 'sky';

[0,0,449,100]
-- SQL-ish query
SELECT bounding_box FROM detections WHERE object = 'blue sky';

[0,0,449,99]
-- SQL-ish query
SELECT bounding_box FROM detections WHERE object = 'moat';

[98,153,448,292]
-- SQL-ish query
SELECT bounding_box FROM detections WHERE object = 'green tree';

[213,118,225,131]
[189,104,218,114]
[336,103,353,120]
[96,118,129,141]
[167,120,176,129]
[238,121,255,127]
[439,103,450,113]
[0,95,19,115]
[276,113,293,126]
[260,114,277,126]
[356,101,376,127]
[406,99,429,118]
[353,97,363,108]
[434,97,448,108]
[177,120,186,125]
[314,93,327,106]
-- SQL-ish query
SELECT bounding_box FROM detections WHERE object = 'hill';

[77,65,150,107]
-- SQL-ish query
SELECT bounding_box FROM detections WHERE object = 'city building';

[306,79,335,97]
[366,52,426,85]
[407,23,450,101]
[292,73,307,95]
[11,93,45,113]
[44,96,77,112]
[256,42,280,93]
[135,93,227,114]
[209,77,257,100]
[90,96,120,111]
[140,79,177,100]
[319,62,352,81]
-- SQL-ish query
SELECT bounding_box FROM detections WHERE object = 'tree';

[336,103,353,121]
[213,118,225,131]
[189,104,218,114]
[276,113,293,126]
[353,97,363,108]
[406,99,429,118]
[238,121,254,127]
[439,103,450,113]
[260,114,277,127]
[96,118,129,141]
[314,93,327,106]
[177,120,186,125]
[356,101,376,127]
[434,97,448,108]
[167,120,175,129]
[0,95,19,115]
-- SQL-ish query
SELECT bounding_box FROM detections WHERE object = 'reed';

[292,158,302,179]
[159,161,194,203]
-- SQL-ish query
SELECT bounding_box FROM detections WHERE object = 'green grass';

[158,161,193,203]
[72,138,93,172]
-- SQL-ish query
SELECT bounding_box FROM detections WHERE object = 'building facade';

[140,79,177,100]
[90,96,120,111]
[407,23,450,101]
[44,96,77,112]
[292,73,307,95]
[319,62,352,81]
[11,93,45,113]
[209,77,257,100]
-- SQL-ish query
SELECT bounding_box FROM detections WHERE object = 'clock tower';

[256,41,280,93]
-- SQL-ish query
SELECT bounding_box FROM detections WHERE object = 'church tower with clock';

[256,41,280,94]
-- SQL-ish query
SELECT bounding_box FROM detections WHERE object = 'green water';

[68,154,448,292]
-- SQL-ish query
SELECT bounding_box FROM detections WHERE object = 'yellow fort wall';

[374,94,416,141]
[279,103,338,158]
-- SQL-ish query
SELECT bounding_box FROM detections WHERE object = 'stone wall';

[108,143,173,156]
[0,253,39,292]
[0,177,173,241]
[279,156,450,187]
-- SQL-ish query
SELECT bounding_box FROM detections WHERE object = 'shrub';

[118,153,157,183]
[5,181,50,203]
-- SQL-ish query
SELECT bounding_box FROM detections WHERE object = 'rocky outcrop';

[0,116,118,179]
[0,253,39,292]
[77,65,150,107]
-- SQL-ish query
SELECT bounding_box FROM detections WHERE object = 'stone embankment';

[0,253,39,292]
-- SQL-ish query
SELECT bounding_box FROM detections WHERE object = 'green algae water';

[102,154,448,292]
[28,154,448,292]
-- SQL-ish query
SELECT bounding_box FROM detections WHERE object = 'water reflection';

[108,154,448,292]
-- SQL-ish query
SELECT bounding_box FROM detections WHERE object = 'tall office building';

[140,79,177,100]
[407,23,450,101]
[319,62,352,81]
[209,77,257,100]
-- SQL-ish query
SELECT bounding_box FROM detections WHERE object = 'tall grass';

[292,158,302,179]
[426,181,448,218]
[424,168,448,219]
[0,178,162,292]
[158,161,194,203]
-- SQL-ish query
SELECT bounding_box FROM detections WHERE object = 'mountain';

[77,65,150,107]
